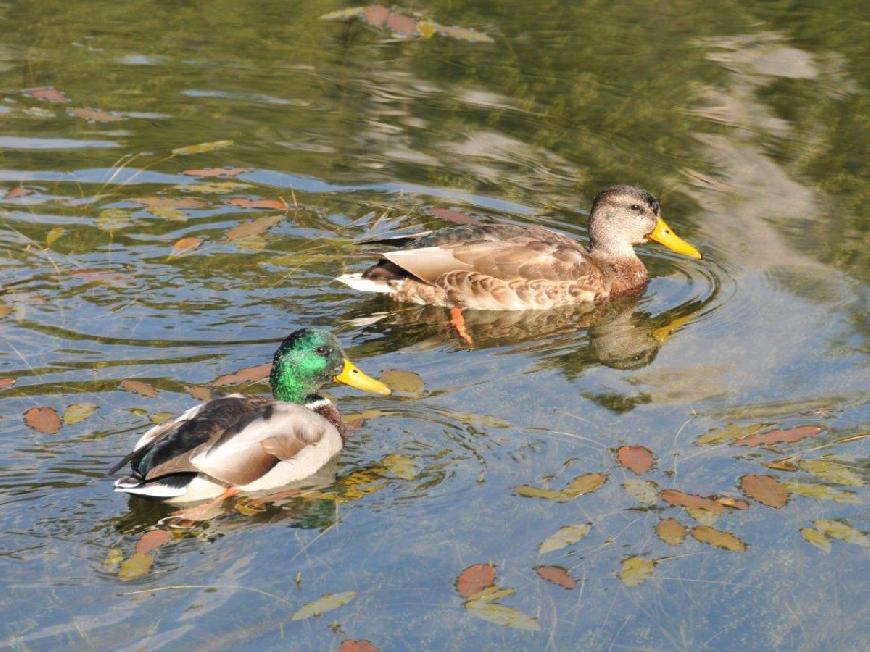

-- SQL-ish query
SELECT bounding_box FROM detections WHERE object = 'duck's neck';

[589,241,649,298]
[305,395,349,441]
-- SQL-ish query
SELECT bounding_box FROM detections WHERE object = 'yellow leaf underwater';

[538,523,591,554]
[513,485,565,501]
[381,453,417,480]
[814,520,870,546]
[62,402,98,425]
[172,140,233,156]
[378,369,424,396]
[798,460,864,487]
[781,482,859,503]
[46,227,65,246]
[291,591,356,621]
[118,552,153,580]
[562,472,607,499]
[695,422,769,445]
[692,525,747,552]
[619,556,655,587]
[623,479,660,505]
[799,528,831,552]
[465,601,540,631]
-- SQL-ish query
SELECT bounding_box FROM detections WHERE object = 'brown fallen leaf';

[765,458,798,471]
[339,641,380,652]
[185,386,213,402]
[656,518,686,545]
[659,489,725,513]
[364,4,389,26]
[24,406,61,434]
[716,496,750,510]
[120,379,157,397]
[226,215,284,241]
[68,107,123,122]
[562,472,607,498]
[736,425,822,447]
[692,525,747,552]
[134,196,206,210]
[183,167,251,178]
[211,363,271,386]
[740,474,788,508]
[25,86,69,103]
[534,565,576,590]
[385,11,418,36]
[430,207,480,226]
[135,529,172,554]
[0,377,15,389]
[455,563,496,599]
[226,197,288,210]
[616,445,654,475]
[4,187,34,199]
[169,236,203,257]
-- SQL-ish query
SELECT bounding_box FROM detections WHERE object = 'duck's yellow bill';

[649,217,702,259]
[335,359,392,395]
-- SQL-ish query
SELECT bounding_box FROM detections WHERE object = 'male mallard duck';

[337,185,701,311]
[110,329,391,503]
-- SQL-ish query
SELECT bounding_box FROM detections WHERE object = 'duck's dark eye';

[630,204,643,212]
[315,346,331,356]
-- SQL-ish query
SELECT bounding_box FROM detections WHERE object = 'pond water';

[1,1,867,650]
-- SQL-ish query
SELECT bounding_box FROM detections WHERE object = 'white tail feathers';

[335,273,396,295]
[114,477,186,497]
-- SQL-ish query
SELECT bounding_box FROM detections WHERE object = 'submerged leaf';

[659,489,725,513]
[686,507,720,525]
[338,641,380,652]
[623,479,660,505]
[172,140,233,156]
[616,445,654,475]
[120,379,157,397]
[169,236,203,257]
[68,107,123,122]
[24,406,61,434]
[186,386,213,402]
[695,422,768,445]
[291,591,356,620]
[692,525,747,552]
[118,552,153,580]
[183,181,249,194]
[183,167,251,178]
[513,485,565,501]
[381,453,417,480]
[150,412,175,424]
[781,482,859,503]
[656,518,687,545]
[799,528,831,552]
[226,215,283,241]
[62,402,98,425]
[25,86,69,103]
[465,601,540,631]
[737,425,822,447]
[96,208,132,231]
[562,472,607,498]
[135,529,172,554]
[535,565,576,589]
[814,520,870,546]
[455,563,496,599]
[798,459,863,487]
[226,197,288,210]
[538,523,591,554]
[378,369,424,396]
[211,363,271,386]
[102,547,124,571]
[135,196,206,210]
[619,556,655,587]
[740,474,788,508]
[0,377,16,389]
[465,586,516,603]
[46,227,66,246]
[430,207,480,225]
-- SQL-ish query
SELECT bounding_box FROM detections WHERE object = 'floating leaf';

[562,472,607,498]
[716,496,750,510]
[656,518,686,545]
[623,479,660,505]
[740,474,788,508]
[135,196,206,210]
[150,412,175,424]
[378,369,423,396]
[0,377,16,389]
[120,379,157,397]
[135,529,172,554]
[183,181,249,194]
[211,363,271,386]
[695,422,769,445]
[339,641,380,652]
[46,227,66,246]
[513,485,566,501]
[538,523,591,554]
[659,489,725,513]
[102,547,124,571]
[96,208,131,231]
[183,167,251,178]
[616,445,654,475]
[68,107,123,122]
[464,586,516,603]
[381,453,417,480]
[692,525,747,552]
[291,591,356,621]
[62,402,98,425]
[465,601,540,631]
[686,507,720,525]
[455,563,496,599]
[814,520,870,546]
[24,406,61,434]
[534,565,575,589]
[186,386,212,402]
[619,556,655,587]
[169,236,203,257]
[799,528,831,552]
[149,206,187,221]
[226,215,283,241]
[226,197,288,210]
[430,207,480,226]
[766,458,798,471]
[25,86,68,103]
[781,482,859,503]
[798,460,863,487]
[172,140,233,156]
[118,552,153,580]
[737,425,822,447]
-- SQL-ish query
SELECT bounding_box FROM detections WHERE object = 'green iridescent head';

[269,328,391,403]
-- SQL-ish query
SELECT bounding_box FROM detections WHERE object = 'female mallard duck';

[337,185,701,311]
[110,329,391,503]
